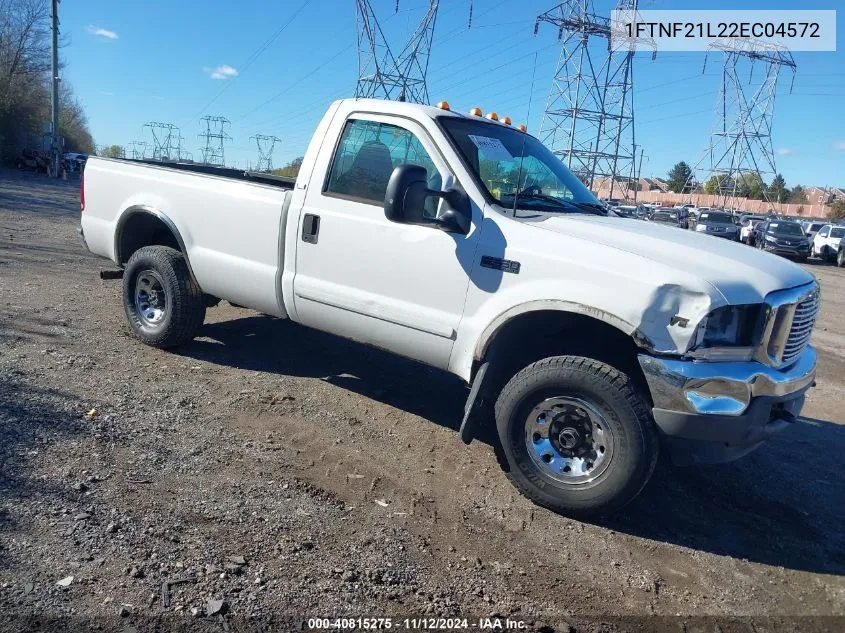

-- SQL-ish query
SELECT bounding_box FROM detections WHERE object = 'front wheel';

[838,249,845,268]
[122,245,206,348]
[494,356,658,517]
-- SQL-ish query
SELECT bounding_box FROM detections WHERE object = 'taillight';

[80,173,85,211]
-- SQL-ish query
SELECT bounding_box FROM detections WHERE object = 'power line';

[189,0,313,122]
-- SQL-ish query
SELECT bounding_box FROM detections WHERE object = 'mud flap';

[459,361,489,445]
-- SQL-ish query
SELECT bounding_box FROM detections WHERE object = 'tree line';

[0,0,94,163]
[665,161,807,204]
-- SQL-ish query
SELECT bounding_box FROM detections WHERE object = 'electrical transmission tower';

[128,140,149,160]
[355,0,439,104]
[143,122,180,161]
[535,0,651,199]
[198,116,232,166]
[689,39,796,206]
[251,134,282,172]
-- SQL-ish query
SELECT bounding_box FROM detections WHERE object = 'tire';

[122,245,206,348]
[838,249,845,268]
[494,356,658,517]
[823,246,834,263]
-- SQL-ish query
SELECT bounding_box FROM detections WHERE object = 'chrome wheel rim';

[524,397,615,485]
[134,269,167,327]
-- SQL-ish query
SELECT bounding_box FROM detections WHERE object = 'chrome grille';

[781,290,820,364]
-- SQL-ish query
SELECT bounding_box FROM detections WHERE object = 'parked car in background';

[811,224,845,262]
[755,220,810,262]
[646,208,682,227]
[801,221,826,243]
[694,210,740,241]
[15,149,48,172]
[740,215,764,244]
[63,153,88,173]
[614,205,639,218]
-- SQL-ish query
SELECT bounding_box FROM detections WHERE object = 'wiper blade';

[570,201,608,216]
[503,192,572,209]
[505,193,605,215]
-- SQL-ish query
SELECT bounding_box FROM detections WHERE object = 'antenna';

[513,52,539,217]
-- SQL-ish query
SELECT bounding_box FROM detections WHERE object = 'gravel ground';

[1,171,843,631]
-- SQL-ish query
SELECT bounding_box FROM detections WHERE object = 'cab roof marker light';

[436,101,450,110]
[517,124,527,133]
[469,107,483,116]
[501,116,512,125]
[485,111,499,121]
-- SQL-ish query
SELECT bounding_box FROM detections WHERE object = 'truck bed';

[81,156,294,317]
[128,159,296,189]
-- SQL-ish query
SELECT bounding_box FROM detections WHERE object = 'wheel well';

[117,212,182,265]
[477,310,652,406]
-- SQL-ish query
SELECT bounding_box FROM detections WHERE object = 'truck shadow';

[182,314,845,576]
[184,314,471,435]
[597,415,845,576]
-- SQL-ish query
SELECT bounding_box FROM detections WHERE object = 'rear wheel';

[838,248,845,268]
[122,246,205,348]
[494,356,658,517]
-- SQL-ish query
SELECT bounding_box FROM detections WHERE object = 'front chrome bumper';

[639,345,816,416]
[638,346,816,464]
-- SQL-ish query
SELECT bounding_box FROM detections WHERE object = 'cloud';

[775,147,794,156]
[86,25,119,40]
[834,140,845,151]
[208,65,238,80]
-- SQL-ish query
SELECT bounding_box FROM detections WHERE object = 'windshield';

[769,222,804,236]
[699,212,734,224]
[439,117,599,212]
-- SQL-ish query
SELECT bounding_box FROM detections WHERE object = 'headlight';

[765,235,777,242]
[695,224,707,232]
[689,304,764,360]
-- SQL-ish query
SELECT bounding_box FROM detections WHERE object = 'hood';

[527,214,814,304]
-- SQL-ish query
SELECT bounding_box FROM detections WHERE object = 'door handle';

[302,213,320,244]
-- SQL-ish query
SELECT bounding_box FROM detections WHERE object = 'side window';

[325,119,440,212]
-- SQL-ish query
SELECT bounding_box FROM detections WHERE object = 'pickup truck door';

[293,113,479,369]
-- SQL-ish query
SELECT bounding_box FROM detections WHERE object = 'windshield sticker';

[770,223,779,228]
[468,135,514,162]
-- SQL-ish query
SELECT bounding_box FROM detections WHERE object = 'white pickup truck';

[79,98,819,516]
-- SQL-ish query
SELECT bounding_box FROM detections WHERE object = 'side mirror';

[384,164,471,235]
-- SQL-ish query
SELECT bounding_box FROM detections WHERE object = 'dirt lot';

[1,171,843,631]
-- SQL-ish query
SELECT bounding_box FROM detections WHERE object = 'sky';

[60,0,845,188]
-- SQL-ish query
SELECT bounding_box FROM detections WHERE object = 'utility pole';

[50,0,61,177]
